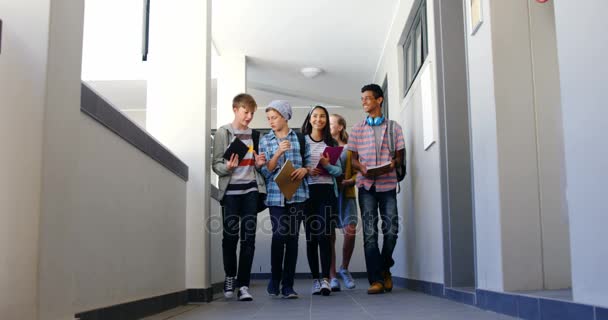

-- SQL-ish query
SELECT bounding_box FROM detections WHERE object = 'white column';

[216,54,247,127]
[0,1,51,318]
[146,0,212,289]
[554,0,608,307]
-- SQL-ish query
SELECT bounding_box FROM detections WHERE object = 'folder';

[315,146,343,175]
[274,160,302,200]
[222,137,249,163]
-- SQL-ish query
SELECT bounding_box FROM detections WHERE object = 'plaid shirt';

[347,119,405,192]
[259,129,311,206]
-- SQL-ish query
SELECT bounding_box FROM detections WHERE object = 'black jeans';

[269,202,305,289]
[305,184,335,279]
[222,191,258,287]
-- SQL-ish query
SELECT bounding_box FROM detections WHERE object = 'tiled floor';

[146,280,518,320]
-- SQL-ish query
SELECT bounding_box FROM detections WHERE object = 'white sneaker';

[312,279,322,295]
[223,276,235,298]
[320,278,331,296]
[330,278,341,292]
[238,286,253,301]
[339,267,356,289]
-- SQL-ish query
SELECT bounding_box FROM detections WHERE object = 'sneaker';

[238,286,253,301]
[311,279,321,295]
[223,276,235,298]
[320,278,331,296]
[382,271,393,292]
[330,278,341,292]
[367,282,385,294]
[281,287,299,299]
[267,279,280,296]
[339,267,356,289]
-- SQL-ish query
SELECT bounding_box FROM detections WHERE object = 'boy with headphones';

[348,84,405,294]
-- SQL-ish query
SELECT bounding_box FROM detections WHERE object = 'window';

[381,76,389,119]
[402,0,428,96]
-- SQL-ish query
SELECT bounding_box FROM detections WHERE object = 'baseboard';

[392,277,608,320]
[74,290,188,320]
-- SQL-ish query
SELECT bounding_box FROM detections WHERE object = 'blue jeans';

[269,202,305,289]
[222,191,258,287]
[358,186,399,284]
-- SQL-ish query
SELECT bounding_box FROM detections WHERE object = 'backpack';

[387,120,407,185]
[251,130,267,212]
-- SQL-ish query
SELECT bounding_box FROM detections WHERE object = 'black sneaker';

[223,276,235,298]
[267,279,280,296]
[281,286,299,299]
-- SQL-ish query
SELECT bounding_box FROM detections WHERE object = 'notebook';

[222,137,249,163]
[274,160,302,200]
[315,146,344,175]
[366,161,392,176]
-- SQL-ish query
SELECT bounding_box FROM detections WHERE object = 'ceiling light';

[300,67,323,79]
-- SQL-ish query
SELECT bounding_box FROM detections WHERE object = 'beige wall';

[0,0,51,318]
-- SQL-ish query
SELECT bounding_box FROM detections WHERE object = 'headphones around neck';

[366,115,385,126]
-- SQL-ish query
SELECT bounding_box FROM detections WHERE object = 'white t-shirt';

[306,135,333,185]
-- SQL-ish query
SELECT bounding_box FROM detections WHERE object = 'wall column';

[146,0,212,290]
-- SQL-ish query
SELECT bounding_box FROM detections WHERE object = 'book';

[274,160,302,200]
[366,161,392,176]
[222,137,249,164]
[315,146,344,175]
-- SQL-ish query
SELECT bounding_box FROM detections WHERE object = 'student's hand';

[318,152,330,167]
[226,153,239,170]
[308,167,322,177]
[278,140,291,155]
[290,168,308,181]
[254,151,266,168]
[360,164,375,178]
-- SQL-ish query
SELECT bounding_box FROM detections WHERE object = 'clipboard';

[274,160,302,200]
[222,138,249,163]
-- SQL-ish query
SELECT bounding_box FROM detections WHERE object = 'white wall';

[553,0,608,307]
[37,1,188,319]
[0,0,50,318]
[81,0,146,80]
[146,0,212,290]
[464,0,503,291]
[373,0,445,284]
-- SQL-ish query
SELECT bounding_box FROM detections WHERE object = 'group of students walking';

[212,84,405,301]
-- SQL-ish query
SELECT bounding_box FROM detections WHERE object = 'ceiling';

[212,0,399,109]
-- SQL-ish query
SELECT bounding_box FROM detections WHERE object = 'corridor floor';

[144,279,518,320]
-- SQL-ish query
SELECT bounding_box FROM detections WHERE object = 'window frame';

[402,0,428,98]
